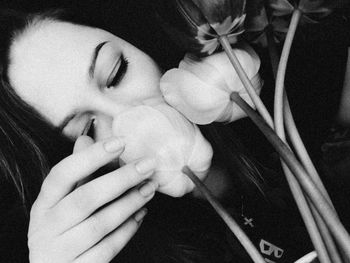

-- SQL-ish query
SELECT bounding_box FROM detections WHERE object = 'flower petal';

[271,16,290,34]
[176,0,209,28]
[269,0,295,16]
[245,6,269,32]
[187,124,213,175]
[191,0,246,25]
[160,68,229,124]
[222,73,263,122]
[197,45,261,94]
[112,104,213,197]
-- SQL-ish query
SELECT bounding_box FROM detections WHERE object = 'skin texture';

[9,20,163,140]
[7,20,167,262]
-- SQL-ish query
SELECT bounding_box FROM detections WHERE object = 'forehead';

[8,20,113,125]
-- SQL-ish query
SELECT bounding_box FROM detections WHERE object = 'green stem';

[219,36,274,128]
[182,166,266,263]
[230,93,350,259]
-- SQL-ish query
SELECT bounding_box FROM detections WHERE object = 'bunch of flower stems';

[184,4,350,263]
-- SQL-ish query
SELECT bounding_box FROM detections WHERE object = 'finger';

[48,159,156,232]
[35,137,125,209]
[74,210,146,263]
[61,183,155,255]
[74,136,96,188]
[73,135,95,153]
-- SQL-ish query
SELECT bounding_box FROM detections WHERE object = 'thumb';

[73,135,95,154]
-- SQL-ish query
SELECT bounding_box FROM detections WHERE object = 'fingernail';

[139,181,157,197]
[135,158,156,175]
[104,138,124,153]
[134,208,148,223]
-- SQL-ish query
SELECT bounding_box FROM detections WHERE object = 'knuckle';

[88,215,108,237]
[124,165,140,183]
[110,165,141,192]
[103,240,121,259]
[71,187,94,212]
[130,191,147,207]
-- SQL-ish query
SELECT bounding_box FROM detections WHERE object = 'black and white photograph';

[0,0,349,262]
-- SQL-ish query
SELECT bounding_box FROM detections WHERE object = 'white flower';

[160,44,263,125]
[112,104,213,197]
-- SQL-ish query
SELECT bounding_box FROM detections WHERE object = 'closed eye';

[107,55,129,88]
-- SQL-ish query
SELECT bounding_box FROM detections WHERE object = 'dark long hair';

[0,9,72,210]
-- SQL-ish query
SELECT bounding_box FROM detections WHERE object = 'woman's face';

[8,19,163,141]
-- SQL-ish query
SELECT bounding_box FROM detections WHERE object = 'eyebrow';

[88,41,109,79]
[58,41,109,131]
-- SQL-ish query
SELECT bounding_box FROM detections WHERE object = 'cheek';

[111,58,162,104]
[131,55,162,93]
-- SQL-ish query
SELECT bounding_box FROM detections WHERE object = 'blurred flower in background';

[153,0,246,56]
[244,0,340,47]
[269,0,333,23]
[244,1,289,47]
[160,44,262,124]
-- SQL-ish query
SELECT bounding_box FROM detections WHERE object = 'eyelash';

[107,55,129,88]
[81,56,128,137]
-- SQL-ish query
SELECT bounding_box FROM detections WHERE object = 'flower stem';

[281,164,332,263]
[265,14,342,262]
[284,95,343,263]
[283,97,335,209]
[182,166,266,263]
[274,8,301,142]
[230,92,350,259]
[294,251,317,263]
[219,36,274,128]
[271,8,344,261]
[266,13,334,208]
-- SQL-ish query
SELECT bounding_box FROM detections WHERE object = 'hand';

[28,136,157,263]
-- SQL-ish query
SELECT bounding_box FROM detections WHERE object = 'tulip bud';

[160,44,263,125]
[244,2,288,47]
[112,104,213,197]
[153,0,246,56]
